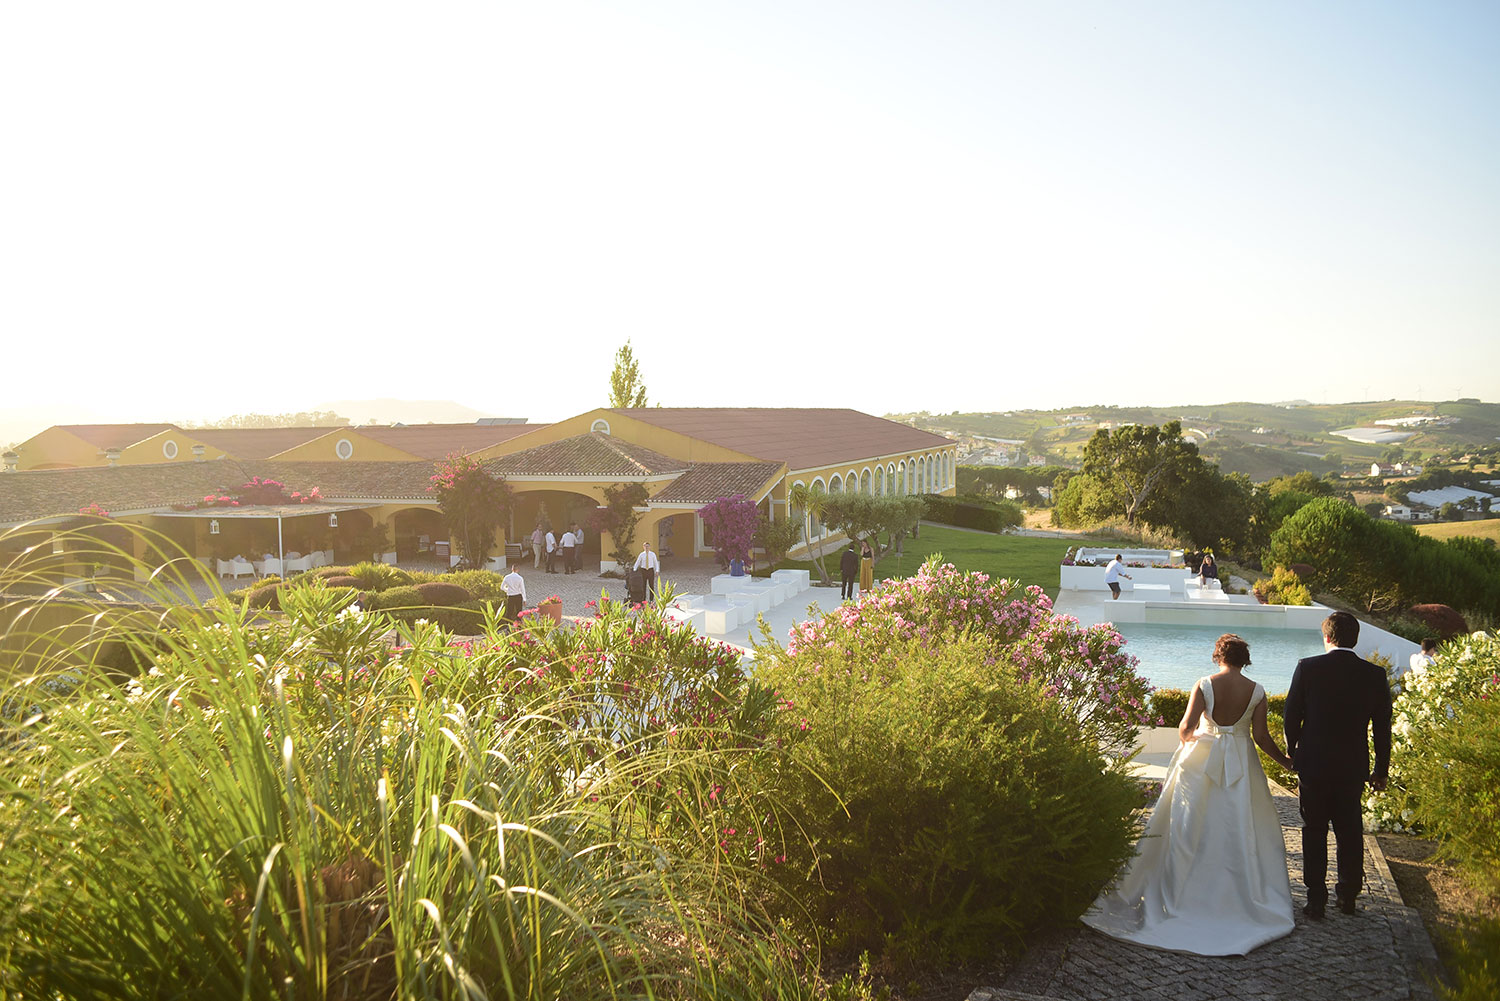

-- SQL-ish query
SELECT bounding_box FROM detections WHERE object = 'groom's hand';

[1369,777,1387,792]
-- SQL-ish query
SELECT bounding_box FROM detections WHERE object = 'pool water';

[1112,623,1325,696]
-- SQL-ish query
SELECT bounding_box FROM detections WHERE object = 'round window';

[162,439,179,459]
[335,438,354,460]
[590,419,611,435]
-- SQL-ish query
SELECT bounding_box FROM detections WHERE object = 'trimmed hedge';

[385,600,488,635]
[370,586,424,611]
[919,493,1023,533]
[414,581,473,606]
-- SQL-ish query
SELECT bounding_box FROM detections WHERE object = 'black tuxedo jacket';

[840,549,860,577]
[1284,647,1393,783]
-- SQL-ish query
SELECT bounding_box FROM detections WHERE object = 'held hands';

[1368,777,1387,793]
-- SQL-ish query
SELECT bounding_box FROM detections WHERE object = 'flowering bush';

[696,494,758,568]
[784,557,1155,753]
[76,502,111,518]
[1253,565,1312,606]
[1367,630,1500,830]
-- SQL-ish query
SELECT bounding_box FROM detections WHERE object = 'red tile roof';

[55,424,180,450]
[189,427,339,459]
[610,408,951,471]
[482,433,686,478]
[649,462,785,505]
[0,460,254,523]
[353,423,548,459]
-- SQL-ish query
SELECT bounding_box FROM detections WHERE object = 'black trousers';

[641,568,657,601]
[505,593,523,624]
[1298,774,1367,903]
[841,573,855,600]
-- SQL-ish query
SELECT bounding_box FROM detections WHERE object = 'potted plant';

[538,594,563,624]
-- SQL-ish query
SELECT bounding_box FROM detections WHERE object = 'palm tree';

[788,482,833,585]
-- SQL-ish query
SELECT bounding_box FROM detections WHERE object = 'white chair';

[307,550,326,568]
[218,557,254,580]
[284,555,313,575]
[254,557,284,578]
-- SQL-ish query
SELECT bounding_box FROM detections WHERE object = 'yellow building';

[1,409,956,576]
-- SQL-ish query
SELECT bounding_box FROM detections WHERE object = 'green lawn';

[777,524,1104,597]
[1416,517,1500,544]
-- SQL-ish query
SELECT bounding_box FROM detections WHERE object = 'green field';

[780,524,1099,597]
[1415,518,1500,544]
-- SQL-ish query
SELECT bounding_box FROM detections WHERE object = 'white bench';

[728,590,770,614]
[1132,583,1171,598]
[697,595,741,633]
[771,568,810,593]
[662,605,706,632]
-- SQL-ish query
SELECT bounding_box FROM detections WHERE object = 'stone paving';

[976,785,1441,1001]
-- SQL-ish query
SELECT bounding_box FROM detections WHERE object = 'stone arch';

[389,505,445,561]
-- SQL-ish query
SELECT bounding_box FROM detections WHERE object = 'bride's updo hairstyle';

[1214,633,1251,668]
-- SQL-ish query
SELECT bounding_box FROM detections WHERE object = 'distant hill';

[894,399,1500,482]
[312,399,500,426]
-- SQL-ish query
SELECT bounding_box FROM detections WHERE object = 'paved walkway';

[974,786,1441,1001]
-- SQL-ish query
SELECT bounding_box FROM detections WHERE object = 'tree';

[754,511,803,566]
[788,482,833,585]
[590,482,651,567]
[427,453,513,570]
[607,340,649,408]
[697,495,759,569]
[1079,421,1200,527]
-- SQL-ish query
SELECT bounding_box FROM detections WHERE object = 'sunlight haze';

[3,1,1497,430]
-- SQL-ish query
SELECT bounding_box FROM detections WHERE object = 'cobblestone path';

[974,788,1442,1001]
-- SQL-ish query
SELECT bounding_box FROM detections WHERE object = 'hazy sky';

[3,1,1497,430]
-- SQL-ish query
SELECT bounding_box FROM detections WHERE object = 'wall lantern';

[328,513,339,528]
[209,519,220,535]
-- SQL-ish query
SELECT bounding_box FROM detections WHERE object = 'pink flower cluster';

[787,560,1155,752]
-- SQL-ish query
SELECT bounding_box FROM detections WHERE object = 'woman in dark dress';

[1198,552,1219,587]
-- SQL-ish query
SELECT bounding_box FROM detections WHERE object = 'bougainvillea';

[697,494,759,568]
[781,556,1155,753]
[427,452,513,569]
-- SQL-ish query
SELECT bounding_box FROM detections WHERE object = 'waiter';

[633,541,661,602]
[501,564,527,624]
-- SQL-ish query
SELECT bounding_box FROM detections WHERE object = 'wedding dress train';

[1082,677,1295,955]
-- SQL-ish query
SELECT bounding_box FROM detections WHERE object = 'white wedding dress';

[1082,677,1295,955]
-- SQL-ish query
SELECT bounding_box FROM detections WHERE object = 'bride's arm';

[1251,698,1293,770]
[1178,686,1205,744]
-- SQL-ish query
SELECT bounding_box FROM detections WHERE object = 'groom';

[1283,611,1393,920]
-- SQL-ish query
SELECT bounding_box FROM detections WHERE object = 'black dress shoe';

[1336,895,1357,915]
[1303,902,1326,921]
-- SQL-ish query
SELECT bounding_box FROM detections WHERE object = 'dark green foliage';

[322,575,361,589]
[1261,710,1298,790]
[384,600,488,634]
[919,493,1023,533]
[413,581,473,606]
[439,569,508,603]
[1265,497,1500,614]
[1407,688,1500,896]
[346,562,413,591]
[244,581,286,610]
[369,585,424,611]
[956,465,1071,504]
[1150,688,1190,726]
[759,633,1140,968]
[314,565,352,579]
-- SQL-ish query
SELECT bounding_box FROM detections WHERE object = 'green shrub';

[1387,614,1442,644]
[1369,630,1500,830]
[243,581,286,610]
[413,580,473,606]
[385,600,488,635]
[441,569,509,603]
[759,632,1140,968]
[1266,692,1287,715]
[346,561,413,591]
[1405,679,1500,894]
[369,585,424,611]
[1150,687,1190,726]
[919,493,1023,533]
[1439,917,1500,1001]
[1252,565,1312,606]
[313,565,352,579]
[321,574,361,589]
[1261,710,1298,790]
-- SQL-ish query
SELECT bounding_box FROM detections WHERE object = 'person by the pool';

[1104,554,1131,599]
[1198,552,1219,588]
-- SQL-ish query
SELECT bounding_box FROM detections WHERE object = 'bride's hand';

[1179,733,1198,745]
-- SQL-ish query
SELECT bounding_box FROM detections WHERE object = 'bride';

[1083,633,1297,955]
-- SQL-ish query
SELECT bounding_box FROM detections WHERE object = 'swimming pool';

[1112,622,1325,696]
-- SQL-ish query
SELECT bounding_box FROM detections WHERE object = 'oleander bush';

[753,557,1151,967]
[0,540,815,999]
[1404,674,1500,894]
[1368,630,1500,830]
[757,630,1141,968]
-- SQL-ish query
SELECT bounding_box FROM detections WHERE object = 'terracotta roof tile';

[0,460,255,524]
[650,462,785,505]
[610,408,951,470]
[247,461,438,500]
[482,433,686,478]
[55,424,180,450]
[353,423,549,459]
[188,427,340,459]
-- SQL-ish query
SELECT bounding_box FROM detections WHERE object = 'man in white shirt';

[570,522,585,573]
[1103,554,1131,600]
[545,529,557,573]
[633,541,661,602]
[1406,638,1438,677]
[560,530,577,575]
[501,565,527,624]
